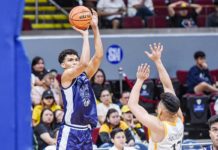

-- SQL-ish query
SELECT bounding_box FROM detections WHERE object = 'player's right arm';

[145,43,183,120]
[61,28,90,86]
[128,64,165,142]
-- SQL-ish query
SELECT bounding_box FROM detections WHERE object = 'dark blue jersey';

[61,72,98,129]
[187,65,213,92]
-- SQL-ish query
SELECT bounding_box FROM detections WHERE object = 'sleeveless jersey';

[61,72,98,129]
[148,118,184,150]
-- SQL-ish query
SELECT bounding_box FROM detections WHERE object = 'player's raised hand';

[136,63,150,81]
[144,43,163,62]
[72,26,89,36]
[90,9,98,29]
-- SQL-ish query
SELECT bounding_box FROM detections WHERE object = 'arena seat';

[153,0,169,6]
[22,18,32,31]
[183,94,209,124]
[170,0,192,3]
[147,16,169,28]
[91,128,100,144]
[176,70,188,86]
[154,6,169,16]
[122,16,144,28]
[193,0,213,5]
[210,69,218,82]
[209,102,216,116]
[200,6,215,15]
[197,15,206,27]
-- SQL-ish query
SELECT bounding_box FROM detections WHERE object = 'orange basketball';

[69,6,92,30]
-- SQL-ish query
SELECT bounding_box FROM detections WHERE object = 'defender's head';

[58,49,79,69]
[157,92,180,117]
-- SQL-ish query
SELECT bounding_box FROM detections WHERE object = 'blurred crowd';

[31,49,218,150]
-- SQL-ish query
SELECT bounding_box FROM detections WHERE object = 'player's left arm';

[128,64,165,138]
[145,43,183,120]
[85,10,103,79]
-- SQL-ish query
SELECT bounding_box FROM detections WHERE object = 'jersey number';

[171,141,181,150]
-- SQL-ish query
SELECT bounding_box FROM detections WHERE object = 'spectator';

[118,91,130,108]
[187,51,218,94]
[121,105,146,143]
[204,115,218,150]
[99,108,135,148]
[34,108,56,150]
[91,68,112,101]
[49,69,61,90]
[109,128,137,150]
[206,0,218,27]
[54,109,64,129]
[168,1,202,28]
[31,72,62,106]
[97,89,121,124]
[97,0,126,29]
[32,89,61,127]
[127,0,154,26]
[31,56,48,86]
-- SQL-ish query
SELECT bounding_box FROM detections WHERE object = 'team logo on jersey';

[80,83,91,107]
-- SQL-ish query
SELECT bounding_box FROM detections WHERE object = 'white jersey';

[148,118,184,150]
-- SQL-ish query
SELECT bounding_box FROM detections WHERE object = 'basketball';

[69,6,92,30]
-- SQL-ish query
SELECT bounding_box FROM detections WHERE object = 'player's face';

[112,132,126,149]
[94,71,104,85]
[63,54,79,69]
[109,112,120,126]
[33,59,45,72]
[210,122,218,147]
[100,90,111,105]
[42,109,54,124]
[121,92,130,105]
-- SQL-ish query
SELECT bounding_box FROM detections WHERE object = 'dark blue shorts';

[56,125,93,150]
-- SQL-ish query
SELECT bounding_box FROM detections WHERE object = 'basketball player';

[128,43,184,150]
[56,10,103,150]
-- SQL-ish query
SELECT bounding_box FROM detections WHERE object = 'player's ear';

[61,63,66,69]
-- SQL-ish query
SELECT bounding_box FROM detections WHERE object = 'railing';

[93,141,212,150]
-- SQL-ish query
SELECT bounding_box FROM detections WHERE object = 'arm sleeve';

[134,127,146,141]
[35,124,48,135]
[124,128,135,143]
[99,132,111,143]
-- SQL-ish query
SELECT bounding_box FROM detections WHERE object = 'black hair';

[58,49,79,64]
[104,108,119,125]
[91,68,106,85]
[100,88,111,97]
[194,51,206,60]
[208,115,218,129]
[31,56,48,80]
[110,128,124,139]
[160,92,180,114]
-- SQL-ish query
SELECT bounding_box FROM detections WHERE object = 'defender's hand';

[144,43,163,62]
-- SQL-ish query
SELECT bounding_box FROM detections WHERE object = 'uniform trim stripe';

[58,126,71,150]
[63,87,74,125]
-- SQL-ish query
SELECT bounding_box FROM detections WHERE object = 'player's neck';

[160,114,177,123]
